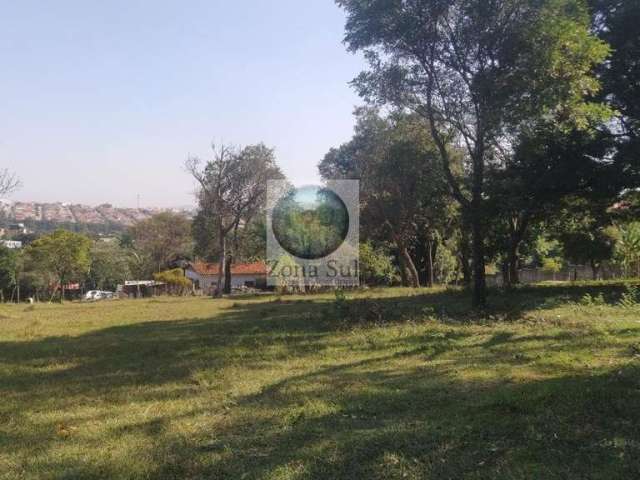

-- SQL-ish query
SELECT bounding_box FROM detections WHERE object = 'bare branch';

[0,169,20,197]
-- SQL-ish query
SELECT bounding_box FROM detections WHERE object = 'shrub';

[580,293,606,307]
[359,242,398,286]
[153,269,191,295]
[619,284,640,309]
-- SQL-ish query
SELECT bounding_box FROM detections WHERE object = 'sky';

[0,0,365,208]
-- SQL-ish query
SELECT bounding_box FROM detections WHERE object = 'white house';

[185,261,267,293]
[1,240,22,249]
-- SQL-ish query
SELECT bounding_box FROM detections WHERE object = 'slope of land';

[0,284,639,479]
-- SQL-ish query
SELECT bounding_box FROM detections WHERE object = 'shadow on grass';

[305,281,639,327]
[0,283,639,479]
[203,361,640,479]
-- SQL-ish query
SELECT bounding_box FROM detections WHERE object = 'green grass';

[1,283,639,479]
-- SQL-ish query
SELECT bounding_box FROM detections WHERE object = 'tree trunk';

[460,253,471,286]
[470,207,487,308]
[505,243,519,288]
[224,255,232,294]
[224,222,240,295]
[590,260,599,280]
[216,229,225,297]
[399,245,420,288]
[459,226,472,286]
[504,214,530,288]
[398,256,409,287]
[501,261,509,288]
[49,285,59,303]
[426,240,435,288]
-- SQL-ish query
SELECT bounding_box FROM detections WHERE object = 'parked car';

[84,290,115,301]
[85,290,99,300]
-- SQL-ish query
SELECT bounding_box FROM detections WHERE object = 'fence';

[486,265,625,287]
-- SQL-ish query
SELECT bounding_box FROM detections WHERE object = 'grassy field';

[1,283,639,479]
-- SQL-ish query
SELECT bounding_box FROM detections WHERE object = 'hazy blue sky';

[1,1,364,207]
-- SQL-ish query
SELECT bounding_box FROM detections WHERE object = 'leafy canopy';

[27,230,92,284]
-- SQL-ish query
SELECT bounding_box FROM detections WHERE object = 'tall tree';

[486,125,615,286]
[337,0,611,306]
[129,212,192,276]
[546,196,617,279]
[27,230,91,301]
[320,109,450,287]
[187,143,282,295]
[591,0,640,184]
[88,241,133,290]
[0,246,17,301]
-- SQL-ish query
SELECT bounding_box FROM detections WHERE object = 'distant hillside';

[0,201,194,228]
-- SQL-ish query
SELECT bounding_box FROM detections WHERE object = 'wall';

[185,270,264,292]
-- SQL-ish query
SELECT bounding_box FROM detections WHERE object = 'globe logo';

[272,185,350,259]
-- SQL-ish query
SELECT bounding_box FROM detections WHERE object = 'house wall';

[229,274,260,288]
[185,270,264,292]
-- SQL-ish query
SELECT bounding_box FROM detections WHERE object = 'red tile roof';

[188,261,267,276]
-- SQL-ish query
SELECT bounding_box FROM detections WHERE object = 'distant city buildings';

[13,202,42,222]
[43,203,74,223]
[0,201,194,228]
